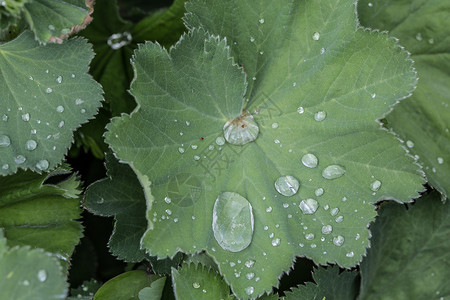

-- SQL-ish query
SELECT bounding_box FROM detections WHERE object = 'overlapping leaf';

[106,0,424,298]
[0,31,103,175]
[358,0,450,198]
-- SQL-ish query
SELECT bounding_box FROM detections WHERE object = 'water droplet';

[368,2,373,7]
[297,106,304,114]
[320,47,325,54]
[178,147,185,154]
[415,33,423,41]
[335,216,344,223]
[191,144,198,150]
[330,207,339,216]
[322,164,346,179]
[305,233,314,240]
[314,111,327,121]
[245,260,255,268]
[37,269,47,282]
[22,280,30,286]
[312,32,320,40]
[45,87,53,94]
[246,272,255,280]
[322,225,333,234]
[315,188,324,197]
[346,251,354,258]
[71,74,76,78]
[266,206,272,213]
[212,192,254,252]
[437,157,444,165]
[406,140,414,148]
[56,76,62,84]
[245,286,254,295]
[428,38,435,44]
[165,209,172,215]
[274,175,300,196]
[0,135,11,147]
[223,114,259,145]
[22,113,30,122]
[370,180,382,192]
[2,164,8,170]
[299,198,319,214]
[271,238,280,247]
[302,153,318,168]
[293,82,297,87]
[2,114,7,121]
[36,160,49,171]
[107,32,132,50]
[14,155,26,164]
[56,105,64,113]
[215,136,225,146]
[259,18,264,24]
[193,155,200,161]
[193,282,200,289]
[58,121,65,128]
[25,139,37,151]
[271,122,279,129]
[333,235,344,246]
[75,98,84,105]
[164,197,171,204]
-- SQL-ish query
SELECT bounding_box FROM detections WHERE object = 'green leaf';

[0,166,83,267]
[359,191,450,299]
[94,270,159,300]
[0,229,68,300]
[0,30,103,175]
[138,277,166,300]
[149,252,184,275]
[358,0,450,198]
[70,279,101,299]
[105,1,425,298]
[172,263,234,300]
[284,265,358,300]
[23,0,93,43]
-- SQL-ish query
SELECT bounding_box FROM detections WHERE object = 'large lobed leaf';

[0,31,103,175]
[106,0,424,298]
[358,0,450,198]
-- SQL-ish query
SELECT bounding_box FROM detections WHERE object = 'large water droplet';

[14,155,26,164]
[36,160,49,171]
[37,269,47,282]
[333,235,344,246]
[322,225,333,234]
[314,111,327,121]
[299,198,319,214]
[370,180,382,192]
[107,32,132,50]
[212,192,254,252]
[312,32,320,40]
[223,114,259,145]
[274,175,300,196]
[322,165,346,179]
[25,139,37,151]
[0,135,11,147]
[302,153,318,168]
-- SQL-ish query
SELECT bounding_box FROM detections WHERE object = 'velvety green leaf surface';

[138,277,166,300]
[358,0,450,198]
[359,191,450,299]
[284,265,358,300]
[0,166,83,266]
[106,0,424,298]
[23,0,92,43]
[172,263,234,300]
[0,31,103,175]
[0,230,68,300]
[149,252,184,275]
[94,270,158,300]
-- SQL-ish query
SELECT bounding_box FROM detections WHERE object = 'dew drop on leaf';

[299,198,319,214]
[271,122,279,129]
[2,114,7,121]
[346,251,355,258]
[36,159,49,171]
[321,225,333,234]
[223,114,259,145]
[312,32,320,40]
[406,140,414,148]
[107,32,132,50]
[14,155,26,164]
[245,286,254,295]
[322,164,346,179]
[370,180,382,192]
[274,175,300,196]
[437,157,444,165]
[246,272,255,280]
[192,282,200,289]
[297,106,304,114]
[333,235,344,246]
[212,192,254,252]
[335,216,344,223]
[25,139,37,151]
[22,113,30,122]
[301,153,318,168]
[56,105,64,113]
[75,98,84,105]
[314,111,327,121]
[305,233,314,240]
[315,188,324,197]
[2,164,8,170]
[271,238,280,247]
[56,76,63,84]
[0,135,11,147]
[215,136,225,146]
[178,147,185,154]
[330,207,339,216]
[37,269,47,282]
[45,88,53,94]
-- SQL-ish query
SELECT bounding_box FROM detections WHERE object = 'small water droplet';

[71,74,76,78]
[190,144,198,150]
[368,2,373,7]
[245,286,254,295]
[56,105,64,113]
[193,155,200,161]
[58,121,65,128]
[302,153,318,168]
[245,260,255,268]
[322,225,333,234]
[164,197,171,204]
[2,114,7,122]
[2,164,8,170]
[415,33,423,41]
[322,164,346,179]
[274,175,300,196]
[312,32,320,40]
[299,198,319,214]
[346,251,354,258]
[305,233,314,240]
[297,106,304,114]
[14,155,26,164]
[437,157,444,165]
[406,140,414,148]
[80,108,86,114]
[212,192,254,252]
[246,272,255,280]
[223,115,259,145]
[271,122,279,129]
[36,159,49,171]
[330,207,339,216]
[193,282,200,289]
[165,209,172,215]
[215,136,225,146]
[320,47,325,54]
[371,93,376,99]
[45,87,53,94]
[250,37,255,42]
[22,113,30,122]
[335,216,344,223]
[266,206,272,213]
[271,238,280,247]
[428,38,434,44]
[22,280,30,286]
[107,32,132,50]
[56,76,63,84]
[0,135,11,147]
[314,111,327,121]
[37,269,47,282]
[333,235,344,246]
[370,180,382,192]
[178,147,185,154]
[259,18,264,24]
[315,188,324,197]
[75,98,84,105]
[25,139,37,151]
